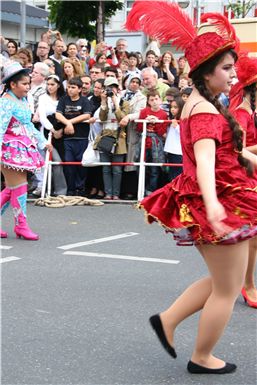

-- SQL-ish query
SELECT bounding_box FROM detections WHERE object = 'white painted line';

[58,232,139,250]
[0,256,21,264]
[0,245,12,250]
[64,251,180,264]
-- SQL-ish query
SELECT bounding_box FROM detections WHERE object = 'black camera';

[106,87,114,97]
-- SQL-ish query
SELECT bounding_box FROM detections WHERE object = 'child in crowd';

[178,73,190,91]
[164,96,184,181]
[137,90,168,195]
[180,87,193,102]
[55,77,92,196]
[161,86,181,113]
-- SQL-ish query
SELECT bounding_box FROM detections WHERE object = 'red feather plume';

[125,0,196,50]
[201,13,240,51]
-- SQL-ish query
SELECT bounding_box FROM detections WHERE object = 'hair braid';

[245,83,256,115]
[249,85,257,129]
[193,77,253,176]
[246,83,257,130]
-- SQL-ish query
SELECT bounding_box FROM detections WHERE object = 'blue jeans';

[145,149,160,193]
[100,152,124,196]
[64,139,88,193]
[166,153,183,181]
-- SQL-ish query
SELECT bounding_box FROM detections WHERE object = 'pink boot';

[0,229,8,238]
[10,183,39,241]
[0,187,11,238]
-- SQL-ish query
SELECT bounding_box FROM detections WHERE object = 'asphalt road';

[1,203,256,385]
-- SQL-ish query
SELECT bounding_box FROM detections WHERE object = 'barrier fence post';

[41,132,52,199]
[47,156,52,197]
[137,120,147,201]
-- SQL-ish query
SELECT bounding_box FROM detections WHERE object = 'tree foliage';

[227,0,256,18]
[48,0,123,40]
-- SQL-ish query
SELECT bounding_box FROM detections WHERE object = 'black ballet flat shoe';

[149,314,177,359]
[187,360,237,374]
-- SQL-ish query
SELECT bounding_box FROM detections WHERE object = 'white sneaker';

[32,188,42,197]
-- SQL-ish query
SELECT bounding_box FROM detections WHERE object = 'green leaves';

[48,0,123,40]
[227,0,256,18]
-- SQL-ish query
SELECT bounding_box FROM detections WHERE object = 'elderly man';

[28,62,49,116]
[141,67,169,101]
[76,38,90,74]
[27,62,49,196]
[115,38,129,63]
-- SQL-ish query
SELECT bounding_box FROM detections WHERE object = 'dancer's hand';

[206,200,233,237]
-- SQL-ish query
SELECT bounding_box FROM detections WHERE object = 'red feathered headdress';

[236,52,257,88]
[125,0,239,76]
[229,52,257,111]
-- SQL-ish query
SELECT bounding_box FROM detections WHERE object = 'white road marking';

[0,245,12,250]
[35,309,51,314]
[58,232,139,250]
[64,251,180,264]
[0,256,21,264]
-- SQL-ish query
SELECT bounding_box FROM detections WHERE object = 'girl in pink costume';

[0,61,52,240]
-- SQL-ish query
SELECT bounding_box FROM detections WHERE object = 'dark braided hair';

[244,82,257,128]
[191,50,253,176]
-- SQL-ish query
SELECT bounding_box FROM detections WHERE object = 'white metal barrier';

[42,119,182,201]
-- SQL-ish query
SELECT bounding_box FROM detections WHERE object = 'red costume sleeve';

[190,113,223,144]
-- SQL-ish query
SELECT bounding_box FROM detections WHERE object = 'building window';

[126,0,135,17]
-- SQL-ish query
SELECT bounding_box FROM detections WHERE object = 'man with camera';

[95,77,130,200]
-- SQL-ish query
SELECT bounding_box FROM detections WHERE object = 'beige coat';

[123,90,147,171]
[95,97,130,155]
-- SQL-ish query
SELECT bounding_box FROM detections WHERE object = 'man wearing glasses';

[76,39,90,74]
[35,41,50,63]
[76,39,90,59]
[89,64,104,83]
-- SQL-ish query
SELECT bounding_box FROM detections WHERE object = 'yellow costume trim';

[179,204,193,223]
[233,207,249,219]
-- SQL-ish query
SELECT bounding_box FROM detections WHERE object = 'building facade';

[104,0,257,54]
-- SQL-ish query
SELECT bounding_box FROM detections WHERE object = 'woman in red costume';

[230,54,257,308]
[126,1,257,374]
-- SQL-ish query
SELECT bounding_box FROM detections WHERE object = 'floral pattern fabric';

[0,97,46,172]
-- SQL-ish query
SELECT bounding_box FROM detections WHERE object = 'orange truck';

[199,17,257,57]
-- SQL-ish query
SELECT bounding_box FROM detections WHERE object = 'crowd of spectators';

[0,31,194,200]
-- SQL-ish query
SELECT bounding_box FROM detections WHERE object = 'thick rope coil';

[34,195,104,208]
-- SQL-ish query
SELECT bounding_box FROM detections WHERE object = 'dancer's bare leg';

[244,237,257,301]
[160,244,212,348]
[1,167,27,187]
[190,240,248,368]
[160,276,212,348]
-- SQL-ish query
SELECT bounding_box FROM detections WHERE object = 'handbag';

[96,127,122,154]
[82,130,100,167]
[96,135,117,154]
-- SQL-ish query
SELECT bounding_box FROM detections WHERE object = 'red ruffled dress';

[139,113,257,245]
